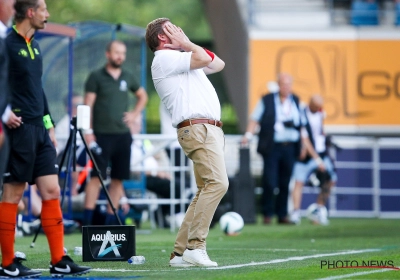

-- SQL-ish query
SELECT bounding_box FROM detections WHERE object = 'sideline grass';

[14,217,400,279]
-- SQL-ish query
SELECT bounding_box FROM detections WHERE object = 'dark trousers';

[146,175,183,215]
[261,142,296,219]
[146,175,181,199]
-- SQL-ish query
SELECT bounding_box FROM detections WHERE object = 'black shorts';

[4,123,58,184]
[90,132,132,180]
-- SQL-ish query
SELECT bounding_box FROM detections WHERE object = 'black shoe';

[278,217,295,225]
[263,216,272,225]
[0,257,41,278]
[49,255,91,277]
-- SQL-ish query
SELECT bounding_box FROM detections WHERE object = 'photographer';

[241,73,307,225]
[290,95,337,225]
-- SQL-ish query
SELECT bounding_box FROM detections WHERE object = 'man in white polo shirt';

[146,18,228,267]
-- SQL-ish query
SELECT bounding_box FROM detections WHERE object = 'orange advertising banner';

[249,38,400,127]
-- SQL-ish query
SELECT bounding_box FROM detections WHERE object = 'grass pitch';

[15,217,400,279]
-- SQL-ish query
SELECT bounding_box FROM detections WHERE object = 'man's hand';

[298,147,307,160]
[163,22,192,51]
[121,202,130,215]
[240,136,249,147]
[318,164,326,172]
[0,129,4,148]
[6,112,23,129]
[119,197,130,215]
[123,111,138,128]
[84,133,96,146]
[315,157,326,172]
[157,171,171,180]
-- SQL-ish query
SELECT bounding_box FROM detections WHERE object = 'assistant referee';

[0,0,90,277]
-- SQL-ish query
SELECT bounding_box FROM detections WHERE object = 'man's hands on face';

[163,22,191,52]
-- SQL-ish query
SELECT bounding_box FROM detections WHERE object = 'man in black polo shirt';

[0,0,90,278]
[83,40,148,226]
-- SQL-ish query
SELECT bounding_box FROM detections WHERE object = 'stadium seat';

[350,0,379,26]
[123,173,147,200]
[123,174,164,229]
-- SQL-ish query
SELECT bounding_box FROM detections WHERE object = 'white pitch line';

[316,267,399,280]
[91,268,151,272]
[213,248,318,252]
[33,248,382,274]
[207,249,380,270]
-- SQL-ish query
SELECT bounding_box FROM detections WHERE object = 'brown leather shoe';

[278,217,295,225]
[263,216,272,225]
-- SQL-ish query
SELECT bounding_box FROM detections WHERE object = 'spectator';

[241,73,306,225]
[146,18,228,267]
[83,40,148,226]
[130,114,187,228]
[290,95,337,225]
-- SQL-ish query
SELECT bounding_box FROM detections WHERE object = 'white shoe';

[182,249,218,267]
[169,253,195,267]
[290,210,301,225]
[317,207,330,225]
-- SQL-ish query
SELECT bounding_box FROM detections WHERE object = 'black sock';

[83,209,94,226]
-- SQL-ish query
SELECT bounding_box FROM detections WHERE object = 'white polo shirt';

[151,50,221,128]
[306,107,326,153]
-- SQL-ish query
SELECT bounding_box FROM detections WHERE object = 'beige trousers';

[174,124,229,254]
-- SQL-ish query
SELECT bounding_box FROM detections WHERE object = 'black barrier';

[231,147,256,223]
[82,225,135,262]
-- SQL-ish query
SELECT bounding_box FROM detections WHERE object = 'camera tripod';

[30,116,122,247]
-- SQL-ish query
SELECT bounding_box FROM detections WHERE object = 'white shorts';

[292,155,337,183]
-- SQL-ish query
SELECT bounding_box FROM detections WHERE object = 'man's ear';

[157,33,166,41]
[28,8,33,18]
